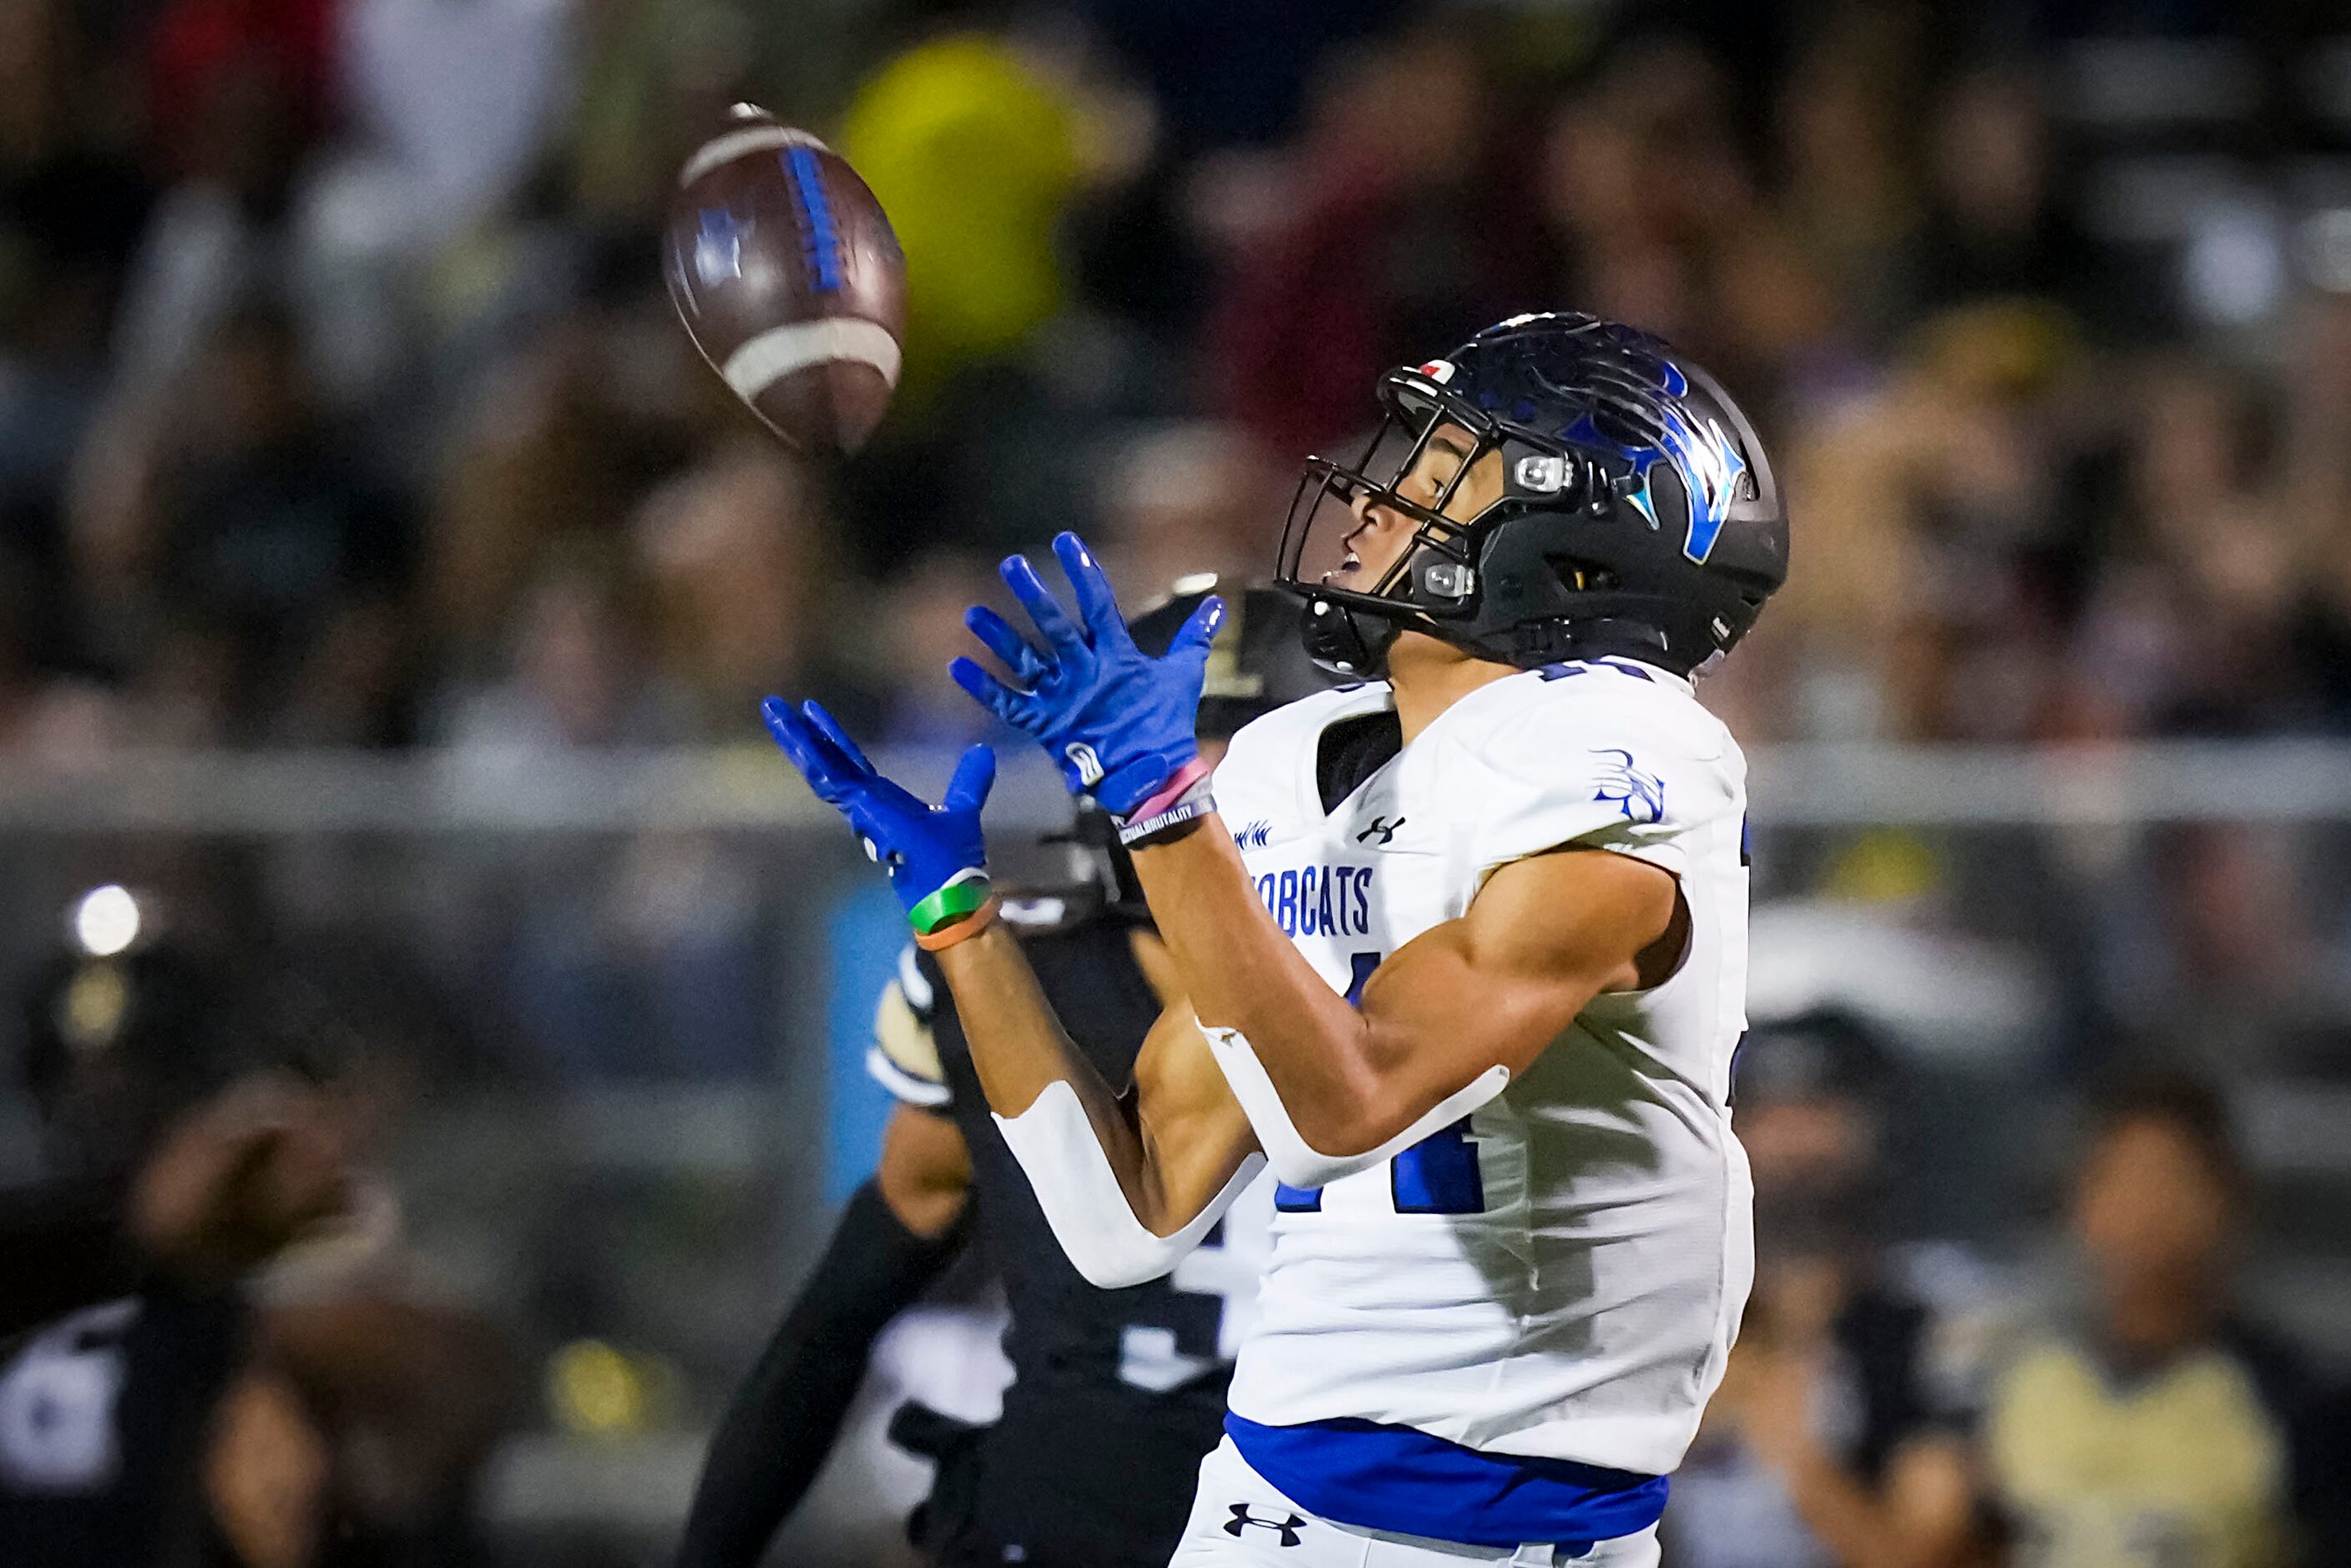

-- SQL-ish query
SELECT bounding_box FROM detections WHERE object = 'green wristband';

[908,869,992,936]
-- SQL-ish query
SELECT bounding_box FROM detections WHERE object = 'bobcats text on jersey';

[1248,865,1376,938]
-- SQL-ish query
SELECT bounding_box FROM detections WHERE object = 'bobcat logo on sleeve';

[1224,1504,1306,1546]
[1589,749,1666,824]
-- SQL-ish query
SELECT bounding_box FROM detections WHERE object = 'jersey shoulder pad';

[1443,663,1741,880]
[867,943,951,1109]
[1216,683,1392,821]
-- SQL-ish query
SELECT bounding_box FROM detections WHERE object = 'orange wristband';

[913,895,1000,951]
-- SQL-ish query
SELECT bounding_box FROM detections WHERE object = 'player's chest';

[1226,767,1468,988]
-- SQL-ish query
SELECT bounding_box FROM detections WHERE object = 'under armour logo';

[1064,742,1105,787]
[1234,821,1272,850]
[1355,816,1406,847]
[1224,1504,1305,1546]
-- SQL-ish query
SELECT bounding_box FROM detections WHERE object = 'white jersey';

[1213,656,1754,1480]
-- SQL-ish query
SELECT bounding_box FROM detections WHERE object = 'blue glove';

[761,697,997,934]
[948,533,1224,817]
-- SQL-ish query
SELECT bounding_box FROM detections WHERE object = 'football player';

[675,586,1327,1568]
[763,314,1787,1565]
[0,898,350,1564]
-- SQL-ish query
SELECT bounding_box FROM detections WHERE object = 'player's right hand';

[948,532,1222,817]
[761,697,998,936]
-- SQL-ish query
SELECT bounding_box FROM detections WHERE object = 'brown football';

[665,105,908,453]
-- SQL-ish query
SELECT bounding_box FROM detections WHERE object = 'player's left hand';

[763,698,997,935]
[950,532,1222,817]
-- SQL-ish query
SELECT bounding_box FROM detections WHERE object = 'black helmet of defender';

[1277,312,1788,677]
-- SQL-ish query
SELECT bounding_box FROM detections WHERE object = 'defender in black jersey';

[0,897,351,1567]
[674,584,1326,1568]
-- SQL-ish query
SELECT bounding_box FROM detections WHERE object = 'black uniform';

[905,906,1243,1567]
[675,898,1257,1568]
[0,1280,247,1566]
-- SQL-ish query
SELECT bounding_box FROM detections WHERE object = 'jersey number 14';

[1273,953,1487,1216]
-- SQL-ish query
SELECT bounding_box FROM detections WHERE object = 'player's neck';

[1385,632,1518,746]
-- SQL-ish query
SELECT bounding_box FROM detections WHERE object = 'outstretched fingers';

[964,605,1049,685]
[943,744,997,813]
[799,701,879,776]
[761,696,822,773]
[1169,594,1226,661]
[762,701,844,805]
[1001,553,1087,654]
[1052,533,1130,650]
[949,655,1029,725]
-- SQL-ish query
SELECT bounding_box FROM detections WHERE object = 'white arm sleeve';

[991,1079,1267,1289]
[1199,1023,1509,1189]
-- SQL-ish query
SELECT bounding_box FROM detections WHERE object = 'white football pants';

[1167,1437,1663,1568]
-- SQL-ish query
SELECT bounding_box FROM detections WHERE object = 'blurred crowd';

[3,0,2351,768]
[3,3,2351,1564]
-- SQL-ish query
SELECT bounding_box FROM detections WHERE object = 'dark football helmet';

[1127,579,1334,738]
[1276,312,1787,677]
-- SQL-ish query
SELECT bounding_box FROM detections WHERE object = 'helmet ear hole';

[1557,560,1620,593]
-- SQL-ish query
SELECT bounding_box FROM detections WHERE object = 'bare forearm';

[1130,821,1381,1137]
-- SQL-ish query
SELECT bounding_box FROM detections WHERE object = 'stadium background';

[2,0,2349,1562]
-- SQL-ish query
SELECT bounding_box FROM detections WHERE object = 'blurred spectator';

[1209,20,1538,456]
[436,539,766,1080]
[1668,1012,1975,1568]
[838,26,1081,402]
[0,0,152,559]
[117,7,320,395]
[440,542,685,756]
[69,303,409,742]
[631,437,831,736]
[1541,35,1757,366]
[1974,1075,2351,1567]
[1095,420,1278,598]
[1080,0,1398,154]
[424,306,696,680]
[1771,19,1922,350]
[857,549,1002,747]
[1904,65,2105,327]
[338,0,574,247]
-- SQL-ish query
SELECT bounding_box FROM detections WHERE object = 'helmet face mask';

[1275,314,1787,679]
[1277,369,1601,675]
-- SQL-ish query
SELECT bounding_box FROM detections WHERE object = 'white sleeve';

[1200,1023,1508,1188]
[991,1080,1267,1288]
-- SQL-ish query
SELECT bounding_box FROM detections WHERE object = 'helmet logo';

[1562,364,1751,564]
[1416,359,1457,384]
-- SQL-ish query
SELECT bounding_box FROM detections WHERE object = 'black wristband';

[672,1179,963,1568]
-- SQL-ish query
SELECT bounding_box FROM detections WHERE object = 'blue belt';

[1225,1413,1669,1550]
